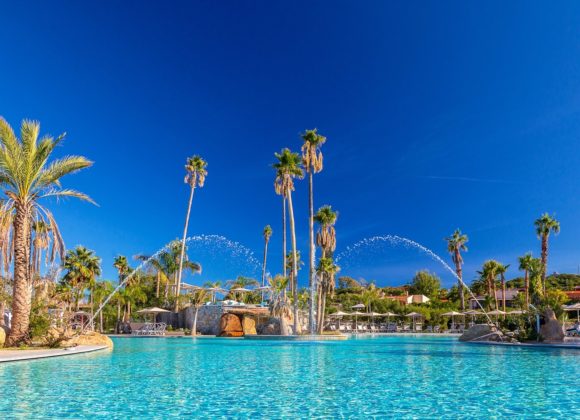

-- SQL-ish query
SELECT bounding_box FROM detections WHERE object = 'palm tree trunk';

[454,250,464,311]
[286,191,299,335]
[0,300,5,327]
[99,299,104,332]
[541,236,548,295]
[319,292,327,334]
[156,272,161,299]
[524,270,529,307]
[282,197,287,278]
[6,203,32,347]
[176,186,195,311]
[308,170,316,335]
[261,239,269,302]
[192,307,199,336]
[502,276,506,313]
[316,286,323,334]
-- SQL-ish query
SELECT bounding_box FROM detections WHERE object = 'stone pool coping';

[466,340,580,350]
[244,334,348,341]
[0,345,109,363]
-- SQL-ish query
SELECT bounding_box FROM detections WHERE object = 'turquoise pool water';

[1,336,578,418]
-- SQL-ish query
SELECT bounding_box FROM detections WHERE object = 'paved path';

[0,345,109,363]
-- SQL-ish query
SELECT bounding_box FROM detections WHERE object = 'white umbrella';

[329,311,350,329]
[351,311,365,328]
[136,307,171,323]
[405,312,423,331]
[352,303,365,310]
[181,283,201,291]
[564,303,580,321]
[507,310,526,315]
[442,311,464,329]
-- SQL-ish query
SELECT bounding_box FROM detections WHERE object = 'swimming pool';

[1,336,578,418]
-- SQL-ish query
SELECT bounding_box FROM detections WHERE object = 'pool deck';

[0,345,109,363]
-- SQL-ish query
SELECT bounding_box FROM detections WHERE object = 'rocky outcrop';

[219,313,243,337]
[0,325,8,346]
[540,308,564,342]
[242,316,257,335]
[459,324,516,343]
[62,331,114,349]
[257,318,281,335]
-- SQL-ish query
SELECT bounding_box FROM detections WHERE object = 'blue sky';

[2,1,580,287]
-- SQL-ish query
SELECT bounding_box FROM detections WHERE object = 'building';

[384,294,430,305]
[469,289,520,309]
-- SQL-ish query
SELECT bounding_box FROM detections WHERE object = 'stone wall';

[184,305,223,335]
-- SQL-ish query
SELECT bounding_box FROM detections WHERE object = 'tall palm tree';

[261,225,272,290]
[445,229,468,311]
[285,250,304,297]
[189,288,209,336]
[315,257,340,334]
[268,275,291,336]
[518,253,534,307]
[534,213,560,295]
[273,148,304,334]
[528,257,544,304]
[301,128,326,334]
[496,263,510,313]
[62,246,101,317]
[176,155,207,310]
[477,260,500,310]
[0,118,94,346]
[314,205,338,332]
[113,256,130,330]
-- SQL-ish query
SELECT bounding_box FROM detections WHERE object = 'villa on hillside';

[385,293,430,305]
[468,289,520,309]
[564,287,580,302]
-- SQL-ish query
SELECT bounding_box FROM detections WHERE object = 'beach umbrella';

[486,309,506,323]
[181,283,201,291]
[507,310,526,315]
[406,312,423,330]
[564,303,580,321]
[442,311,464,329]
[351,303,365,310]
[351,311,365,328]
[330,311,350,328]
[137,307,171,323]
[463,309,483,323]
[205,287,227,303]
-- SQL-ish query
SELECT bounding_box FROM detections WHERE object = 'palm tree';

[518,253,534,307]
[477,260,500,310]
[203,280,223,303]
[314,205,338,332]
[286,250,304,297]
[176,155,207,311]
[137,240,201,304]
[261,225,272,290]
[496,263,510,313]
[0,118,94,346]
[273,148,304,334]
[62,246,101,319]
[113,256,130,330]
[445,229,468,310]
[534,213,560,295]
[189,288,209,336]
[226,276,259,303]
[268,275,291,336]
[528,257,544,303]
[315,257,340,334]
[92,281,114,332]
[301,128,326,334]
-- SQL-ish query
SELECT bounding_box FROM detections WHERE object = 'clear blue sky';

[2,1,580,288]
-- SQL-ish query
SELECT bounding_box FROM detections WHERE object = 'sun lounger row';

[132,322,167,336]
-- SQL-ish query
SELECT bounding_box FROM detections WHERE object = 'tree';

[477,260,501,310]
[286,250,304,297]
[445,229,468,310]
[113,256,130,330]
[496,263,510,313]
[176,155,207,310]
[301,128,326,334]
[226,276,259,303]
[261,225,272,291]
[273,148,304,334]
[61,246,101,320]
[0,118,94,346]
[408,270,441,299]
[189,288,209,336]
[268,275,291,336]
[534,213,560,295]
[314,205,338,333]
[92,281,114,332]
[316,257,340,333]
[518,253,534,307]
[528,257,544,304]
[338,276,361,290]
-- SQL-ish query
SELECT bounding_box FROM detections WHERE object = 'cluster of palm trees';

[446,213,561,313]
[268,129,340,334]
[0,118,94,347]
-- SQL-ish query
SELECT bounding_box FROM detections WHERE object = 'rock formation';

[242,316,257,335]
[540,308,564,342]
[459,324,516,343]
[219,313,244,337]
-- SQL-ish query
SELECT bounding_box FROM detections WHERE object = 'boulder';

[62,331,114,349]
[242,316,257,335]
[257,318,281,335]
[540,308,565,342]
[219,313,243,337]
[0,325,8,346]
[459,324,515,343]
